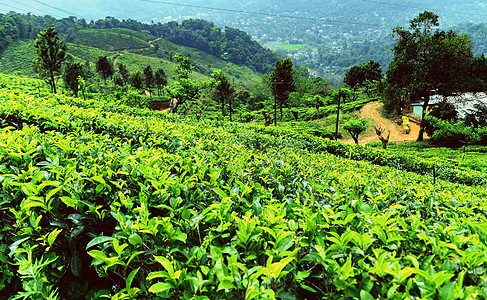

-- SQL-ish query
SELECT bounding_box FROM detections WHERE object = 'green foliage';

[385,11,477,114]
[129,70,143,89]
[95,55,114,85]
[344,60,382,92]
[343,118,369,144]
[62,62,85,96]
[34,25,67,94]
[154,67,167,96]
[143,65,154,93]
[1,88,487,299]
[270,58,296,121]
[424,115,481,148]
[427,99,458,121]
[0,88,487,299]
[166,53,207,113]
[211,70,235,119]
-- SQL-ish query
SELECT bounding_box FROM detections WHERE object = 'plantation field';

[73,29,150,51]
[109,28,156,41]
[114,52,210,83]
[375,142,487,174]
[150,38,262,89]
[0,73,48,93]
[0,39,37,77]
[0,89,486,299]
[67,43,114,64]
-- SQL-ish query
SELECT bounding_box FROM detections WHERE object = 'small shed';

[408,92,487,119]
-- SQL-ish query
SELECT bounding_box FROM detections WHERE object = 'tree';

[63,62,85,97]
[344,60,382,98]
[154,67,167,96]
[270,58,295,123]
[384,11,476,141]
[165,53,205,113]
[343,118,368,144]
[212,70,235,121]
[118,63,129,85]
[96,55,113,85]
[34,25,67,94]
[424,115,481,151]
[129,70,144,90]
[143,65,154,96]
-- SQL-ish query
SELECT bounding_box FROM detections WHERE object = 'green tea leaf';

[86,236,113,249]
[149,282,173,293]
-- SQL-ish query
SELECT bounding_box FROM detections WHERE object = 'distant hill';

[0,28,261,90]
[0,12,280,74]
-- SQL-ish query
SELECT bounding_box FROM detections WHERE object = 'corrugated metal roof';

[409,92,487,118]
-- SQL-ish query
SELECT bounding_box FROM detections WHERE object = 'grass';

[265,42,319,53]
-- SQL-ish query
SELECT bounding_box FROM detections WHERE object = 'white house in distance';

[407,92,487,119]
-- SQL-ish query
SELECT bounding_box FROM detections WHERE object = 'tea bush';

[0,89,486,299]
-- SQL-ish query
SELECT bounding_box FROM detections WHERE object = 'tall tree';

[96,55,113,85]
[344,60,382,97]
[34,25,67,94]
[212,70,235,120]
[154,67,167,96]
[384,11,475,141]
[143,65,154,96]
[63,62,85,97]
[118,62,129,85]
[129,70,144,90]
[270,58,295,122]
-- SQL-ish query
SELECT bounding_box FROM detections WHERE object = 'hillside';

[4,0,486,81]
[0,28,261,90]
[0,12,280,75]
[0,88,486,299]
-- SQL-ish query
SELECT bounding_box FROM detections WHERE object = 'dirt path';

[148,37,162,45]
[341,101,420,145]
[111,53,122,66]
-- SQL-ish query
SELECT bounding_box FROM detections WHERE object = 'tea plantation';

[0,89,486,299]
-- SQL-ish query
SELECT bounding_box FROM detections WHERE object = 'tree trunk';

[229,97,232,122]
[50,69,56,94]
[416,93,430,142]
[221,98,225,118]
[351,134,358,144]
[280,101,283,121]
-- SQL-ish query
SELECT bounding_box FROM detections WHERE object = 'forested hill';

[0,12,280,73]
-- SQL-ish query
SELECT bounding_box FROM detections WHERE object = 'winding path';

[342,101,420,145]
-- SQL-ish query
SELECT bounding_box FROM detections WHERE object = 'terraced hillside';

[0,88,486,299]
[0,28,261,89]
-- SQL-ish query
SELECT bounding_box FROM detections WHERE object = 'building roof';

[410,92,487,118]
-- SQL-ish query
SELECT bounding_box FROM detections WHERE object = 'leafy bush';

[0,88,487,299]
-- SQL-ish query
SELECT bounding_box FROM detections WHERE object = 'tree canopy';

[212,70,235,120]
[343,60,382,91]
[34,25,67,94]
[270,58,296,122]
[383,11,478,141]
[96,55,114,85]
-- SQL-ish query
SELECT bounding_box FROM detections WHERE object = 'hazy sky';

[1,0,486,28]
